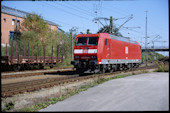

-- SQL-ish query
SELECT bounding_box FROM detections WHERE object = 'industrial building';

[1,5,63,46]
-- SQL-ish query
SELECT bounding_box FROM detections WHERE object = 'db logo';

[83,49,88,53]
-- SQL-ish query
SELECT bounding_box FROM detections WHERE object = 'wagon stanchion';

[15,42,17,58]
[36,45,38,64]
[61,46,64,63]
[11,41,13,65]
[61,46,62,62]
[28,43,30,64]
[24,44,25,57]
[51,45,53,68]
[31,45,34,64]
[31,45,34,57]
[57,45,59,63]
[43,44,46,66]
[18,41,20,64]
[38,45,40,63]
[6,43,7,56]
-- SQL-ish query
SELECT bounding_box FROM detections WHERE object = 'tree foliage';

[142,51,165,62]
[21,13,50,44]
[1,13,78,67]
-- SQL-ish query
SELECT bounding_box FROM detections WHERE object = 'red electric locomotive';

[71,33,142,74]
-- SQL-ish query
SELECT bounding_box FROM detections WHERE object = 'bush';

[155,61,169,72]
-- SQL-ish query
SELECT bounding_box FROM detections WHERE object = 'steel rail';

[1,67,73,79]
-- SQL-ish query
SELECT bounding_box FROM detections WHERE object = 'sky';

[1,0,169,56]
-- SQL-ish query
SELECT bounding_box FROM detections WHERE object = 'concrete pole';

[15,7,18,40]
[110,16,113,34]
[71,31,73,60]
[70,27,77,60]
[145,11,148,66]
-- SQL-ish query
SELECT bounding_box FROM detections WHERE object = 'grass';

[154,61,169,72]
[2,101,15,112]
[16,85,90,112]
[8,69,149,112]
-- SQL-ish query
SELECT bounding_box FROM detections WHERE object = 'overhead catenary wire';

[102,3,145,34]
[39,2,96,33]
[37,3,80,28]
[105,2,167,38]
[41,2,92,21]
[63,2,95,17]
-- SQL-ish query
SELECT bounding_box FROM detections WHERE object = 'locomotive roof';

[109,34,139,45]
[76,33,140,45]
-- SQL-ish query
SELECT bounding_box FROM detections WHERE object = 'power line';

[37,3,90,33]
[102,3,145,35]
[41,2,91,21]
[55,2,94,18]
[39,2,96,32]
[66,2,95,17]
[78,1,94,12]
[145,10,148,66]
[105,3,167,38]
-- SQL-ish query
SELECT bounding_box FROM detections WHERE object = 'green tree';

[21,13,50,44]
[17,13,52,56]
[142,51,165,62]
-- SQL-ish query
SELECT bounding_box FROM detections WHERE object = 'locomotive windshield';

[76,37,87,46]
[87,37,99,45]
[76,37,99,46]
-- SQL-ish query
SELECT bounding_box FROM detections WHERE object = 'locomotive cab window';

[105,39,107,45]
[87,37,99,45]
[76,37,87,46]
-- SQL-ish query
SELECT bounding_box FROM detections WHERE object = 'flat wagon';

[1,42,64,71]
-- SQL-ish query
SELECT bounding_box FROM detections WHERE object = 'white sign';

[125,46,128,54]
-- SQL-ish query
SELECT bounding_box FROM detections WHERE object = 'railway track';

[1,67,73,79]
[1,71,93,98]
[1,64,158,98]
[1,73,79,98]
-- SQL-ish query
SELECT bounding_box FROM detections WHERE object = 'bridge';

[141,46,169,52]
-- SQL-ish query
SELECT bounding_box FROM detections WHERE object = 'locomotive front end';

[71,34,99,73]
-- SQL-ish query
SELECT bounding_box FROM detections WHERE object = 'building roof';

[1,5,62,28]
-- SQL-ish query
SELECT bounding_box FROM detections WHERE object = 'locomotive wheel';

[13,65,21,71]
[109,68,114,73]
[25,64,31,70]
[136,64,139,68]
[76,68,85,76]
[127,64,131,70]
[20,64,25,71]
[39,64,44,69]
[94,68,100,74]
[50,65,53,68]
[100,65,106,74]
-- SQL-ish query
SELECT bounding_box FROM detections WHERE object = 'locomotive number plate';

[83,49,88,53]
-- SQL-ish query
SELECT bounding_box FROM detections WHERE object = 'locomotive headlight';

[91,56,97,59]
[75,56,79,59]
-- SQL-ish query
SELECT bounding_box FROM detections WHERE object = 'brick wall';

[1,13,58,46]
[49,24,57,31]
[1,13,24,45]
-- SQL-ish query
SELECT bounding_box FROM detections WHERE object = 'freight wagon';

[1,42,64,71]
[71,33,142,74]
